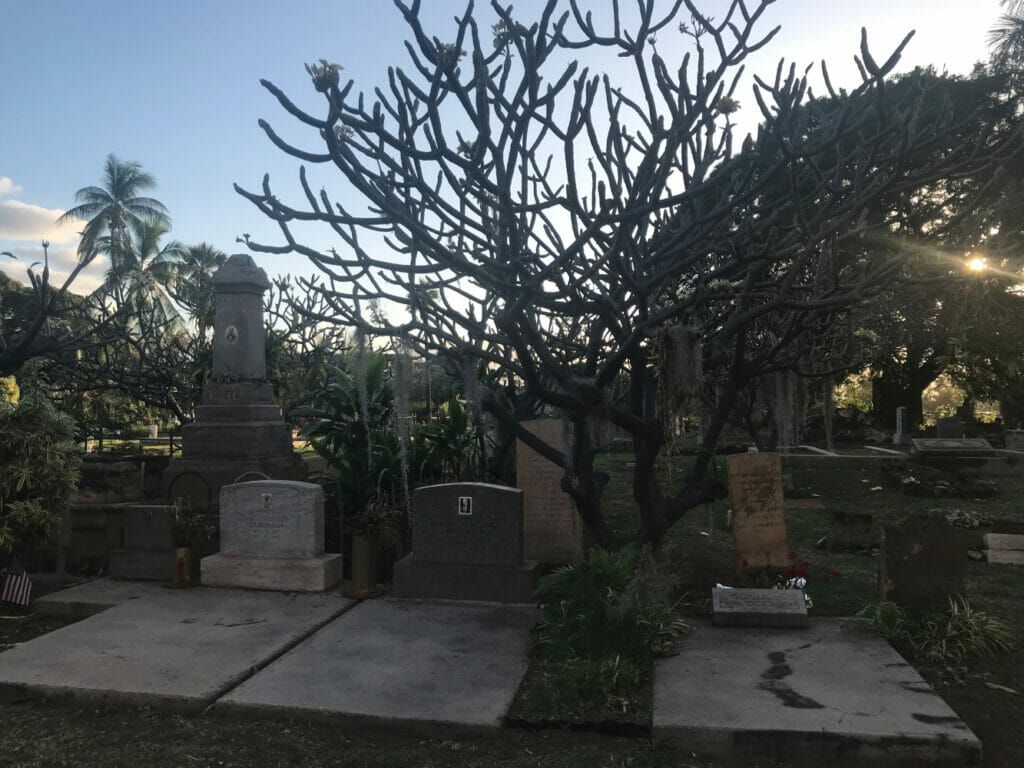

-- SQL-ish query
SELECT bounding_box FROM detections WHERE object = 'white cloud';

[0,177,22,196]
[0,198,80,245]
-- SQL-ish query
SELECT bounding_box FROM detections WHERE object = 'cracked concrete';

[654,619,980,765]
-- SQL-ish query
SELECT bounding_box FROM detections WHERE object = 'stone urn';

[348,530,379,597]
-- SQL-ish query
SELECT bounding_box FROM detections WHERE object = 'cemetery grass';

[512,452,1024,764]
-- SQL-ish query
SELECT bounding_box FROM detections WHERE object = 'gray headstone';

[828,509,875,552]
[711,587,808,628]
[879,513,968,608]
[219,480,323,558]
[935,416,965,439]
[412,482,523,567]
[1005,429,1024,451]
[893,406,911,446]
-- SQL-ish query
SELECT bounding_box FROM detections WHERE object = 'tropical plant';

[856,597,1015,665]
[169,243,227,334]
[293,352,403,523]
[97,219,186,324]
[414,395,482,483]
[0,371,80,552]
[57,154,169,264]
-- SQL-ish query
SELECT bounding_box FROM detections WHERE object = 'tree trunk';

[872,375,929,430]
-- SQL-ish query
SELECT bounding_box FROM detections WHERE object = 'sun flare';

[966,256,988,273]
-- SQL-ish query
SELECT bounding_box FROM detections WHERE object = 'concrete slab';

[983,533,1024,551]
[0,588,352,711]
[654,620,980,766]
[33,578,169,619]
[987,550,1024,565]
[217,599,538,732]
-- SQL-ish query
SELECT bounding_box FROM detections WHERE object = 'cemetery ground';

[1,453,1023,767]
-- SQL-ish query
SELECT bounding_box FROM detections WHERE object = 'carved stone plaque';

[727,452,789,568]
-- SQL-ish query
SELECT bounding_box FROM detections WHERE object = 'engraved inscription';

[727,453,789,568]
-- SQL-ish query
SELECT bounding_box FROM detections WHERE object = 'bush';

[0,375,80,552]
[524,549,688,720]
[857,597,1014,666]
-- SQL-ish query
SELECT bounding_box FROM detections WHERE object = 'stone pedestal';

[200,480,342,592]
[393,482,540,603]
[163,255,307,506]
[109,504,176,581]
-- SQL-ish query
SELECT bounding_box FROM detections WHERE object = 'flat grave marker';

[711,587,808,628]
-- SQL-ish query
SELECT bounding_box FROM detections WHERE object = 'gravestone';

[711,587,808,628]
[879,512,968,608]
[983,533,1024,565]
[893,406,912,446]
[936,416,965,439]
[109,505,176,581]
[393,482,541,603]
[516,419,583,563]
[200,480,342,592]
[911,437,995,471]
[1005,429,1024,451]
[727,452,789,568]
[163,254,306,508]
[827,509,875,552]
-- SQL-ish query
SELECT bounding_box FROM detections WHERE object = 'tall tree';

[97,219,186,325]
[239,0,1016,547]
[56,154,169,264]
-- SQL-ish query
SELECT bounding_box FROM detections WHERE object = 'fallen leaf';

[985,682,1019,695]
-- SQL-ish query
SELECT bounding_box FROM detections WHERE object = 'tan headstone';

[516,419,583,563]
[727,452,789,568]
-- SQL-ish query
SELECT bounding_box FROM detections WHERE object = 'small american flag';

[1,554,32,607]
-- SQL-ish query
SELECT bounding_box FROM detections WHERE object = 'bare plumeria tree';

[238,0,1016,547]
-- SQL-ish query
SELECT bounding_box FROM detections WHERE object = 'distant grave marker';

[879,512,968,608]
[516,419,583,563]
[727,452,789,568]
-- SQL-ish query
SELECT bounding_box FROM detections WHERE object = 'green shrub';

[856,597,1014,665]
[524,548,688,721]
[535,548,688,661]
[0,375,80,552]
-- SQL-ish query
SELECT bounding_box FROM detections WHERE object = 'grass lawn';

[2,450,1023,767]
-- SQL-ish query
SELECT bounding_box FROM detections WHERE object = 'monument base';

[393,556,541,604]
[163,455,308,508]
[109,548,176,581]
[200,553,343,592]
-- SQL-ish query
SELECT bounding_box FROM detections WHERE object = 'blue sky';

[0,0,999,292]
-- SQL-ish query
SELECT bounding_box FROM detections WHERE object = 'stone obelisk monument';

[163,254,306,506]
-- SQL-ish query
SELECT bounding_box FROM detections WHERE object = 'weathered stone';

[122,505,175,550]
[76,459,142,504]
[219,481,323,558]
[200,480,341,593]
[879,513,968,608]
[827,509,874,552]
[394,482,539,603]
[411,482,523,567]
[935,416,965,439]
[1005,429,1024,451]
[727,452,789,568]
[163,254,307,504]
[987,550,1024,565]
[516,419,583,563]
[911,438,995,458]
[711,587,808,628]
[982,533,1024,551]
[201,553,344,592]
[893,406,912,446]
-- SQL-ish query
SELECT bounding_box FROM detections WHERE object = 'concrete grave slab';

[712,588,808,628]
[217,599,538,732]
[983,533,1024,551]
[0,588,352,711]
[654,620,980,766]
[987,550,1024,565]
[32,577,168,619]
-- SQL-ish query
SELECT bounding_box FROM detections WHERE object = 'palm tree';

[57,154,169,263]
[98,219,186,325]
[171,243,227,333]
[990,1,1024,68]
